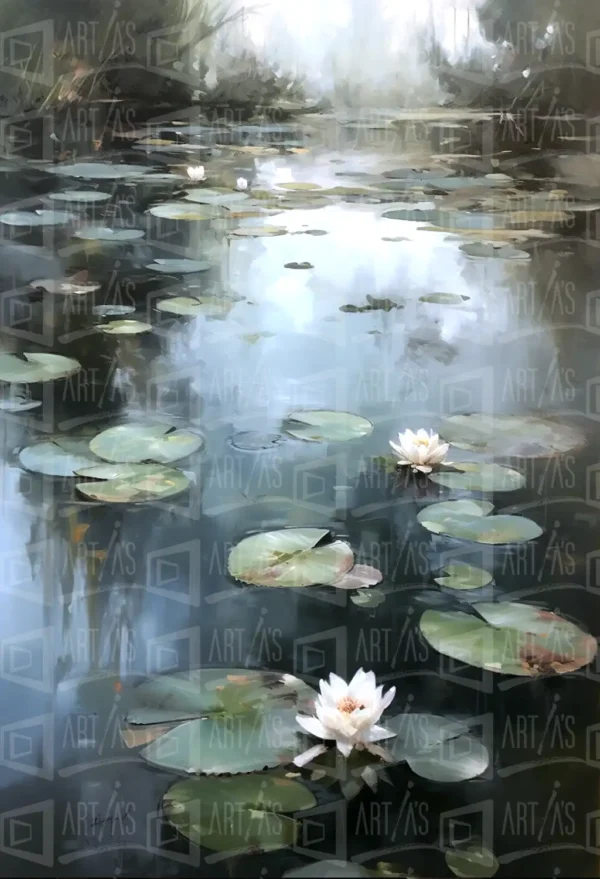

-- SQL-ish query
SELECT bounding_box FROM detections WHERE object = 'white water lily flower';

[236,177,249,191]
[389,428,449,474]
[294,669,396,765]
[187,165,206,182]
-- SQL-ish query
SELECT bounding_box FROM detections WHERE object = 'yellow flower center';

[415,437,430,447]
[337,696,362,713]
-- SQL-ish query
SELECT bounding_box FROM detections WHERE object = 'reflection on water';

[1,114,600,878]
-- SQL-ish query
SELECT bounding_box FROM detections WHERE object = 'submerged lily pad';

[48,162,147,179]
[434,563,493,590]
[90,422,203,464]
[405,734,489,782]
[228,527,354,588]
[19,438,99,476]
[283,410,373,443]
[446,840,499,878]
[146,259,211,274]
[420,602,597,676]
[429,463,526,492]
[74,227,145,241]
[419,293,470,305]
[230,432,284,451]
[75,463,190,503]
[230,225,287,238]
[147,202,224,221]
[164,774,313,853]
[418,500,542,544]
[460,242,531,260]
[155,296,233,318]
[126,669,317,725]
[0,352,81,383]
[141,708,301,774]
[48,190,112,204]
[0,209,75,226]
[440,413,585,457]
[384,712,469,762]
[97,320,152,335]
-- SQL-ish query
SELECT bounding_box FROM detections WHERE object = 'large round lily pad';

[228,528,354,588]
[48,190,112,204]
[184,188,250,206]
[147,202,224,221]
[405,734,489,782]
[384,712,469,762]
[429,463,526,492]
[418,500,542,544]
[97,320,152,335]
[434,563,493,590]
[419,293,470,305]
[155,296,233,318]
[230,225,287,238]
[48,162,148,179]
[19,437,99,476]
[74,226,145,241]
[75,463,190,503]
[446,840,499,878]
[277,182,322,191]
[163,774,314,854]
[140,708,301,774]
[146,259,211,274]
[126,669,317,726]
[284,861,376,878]
[0,210,75,226]
[420,602,597,676]
[283,410,373,443]
[90,422,203,464]
[0,352,81,383]
[440,413,585,457]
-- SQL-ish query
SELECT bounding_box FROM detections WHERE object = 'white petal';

[294,743,328,767]
[319,678,337,705]
[365,743,395,761]
[336,739,353,758]
[296,714,330,739]
[415,464,432,473]
[389,440,403,456]
[327,673,348,698]
[361,766,379,791]
[380,685,396,710]
[416,428,429,440]
[365,724,396,742]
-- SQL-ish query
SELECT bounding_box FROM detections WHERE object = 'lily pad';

[90,422,203,464]
[155,296,233,318]
[92,304,136,317]
[163,774,314,854]
[230,432,284,451]
[384,712,469,762]
[140,708,301,774]
[406,734,489,782]
[460,241,531,260]
[147,202,224,221]
[284,861,376,878]
[419,293,470,305]
[0,352,81,383]
[434,563,493,590]
[429,463,526,492]
[75,463,190,503]
[420,602,597,676]
[382,207,438,222]
[74,227,145,241]
[19,437,99,476]
[0,210,75,226]
[440,413,585,457]
[417,499,494,535]
[184,188,250,206]
[446,840,499,878]
[30,277,101,295]
[126,669,317,726]
[351,589,386,608]
[332,564,383,590]
[285,262,313,270]
[97,320,153,335]
[0,389,41,411]
[277,182,322,191]
[283,410,373,443]
[146,259,211,274]
[230,225,287,238]
[228,527,354,588]
[48,190,112,204]
[418,500,542,544]
[48,162,148,179]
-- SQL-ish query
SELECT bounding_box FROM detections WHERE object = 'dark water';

[1,114,600,878]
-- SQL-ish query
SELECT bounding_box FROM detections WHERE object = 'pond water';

[0,113,599,878]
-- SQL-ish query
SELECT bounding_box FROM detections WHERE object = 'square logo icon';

[146,807,200,867]
[146,540,202,606]
[437,634,494,694]
[586,808,600,855]
[293,800,348,862]
[440,800,494,854]
[146,626,201,676]
[0,286,55,346]
[586,722,600,767]
[0,627,53,693]
[585,465,600,509]
[145,25,195,85]
[586,378,600,422]
[0,20,54,86]
[0,111,55,160]
[585,290,600,335]
[0,714,54,779]
[440,366,495,416]
[0,541,52,604]
[586,28,600,70]
[0,799,54,866]
[293,626,347,685]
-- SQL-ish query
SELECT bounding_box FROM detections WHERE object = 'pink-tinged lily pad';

[332,565,383,590]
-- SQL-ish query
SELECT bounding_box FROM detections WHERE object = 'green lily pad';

[277,182,322,191]
[230,432,284,451]
[382,207,438,222]
[75,463,190,503]
[0,389,41,411]
[140,708,301,774]
[48,162,148,179]
[417,499,495,535]
[406,734,489,782]
[285,262,313,270]
[420,502,542,544]
[279,197,333,210]
[419,293,470,305]
[184,188,250,206]
[384,712,469,762]
[48,190,112,204]
[97,320,152,335]
[155,296,233,317]
[434,563,493,590]
[228,528,354,588]
[147,202,225,221]
[0,210,76,226]
[146,259,211,274]
[440,413,585,457]
[420,602,597,676]
[446,840,499,878]
[429,463,526,492]
[284,861,377,878]
[163,774,314,854]
[19,437,99,476]
[460,242,530,260]
[283,410,373,443]
[90,422,203,464]
[230,225,287,238]
[350,588,386,608]
[74,226,145,241]
[126,669,317,726]
[0,352,81,383]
